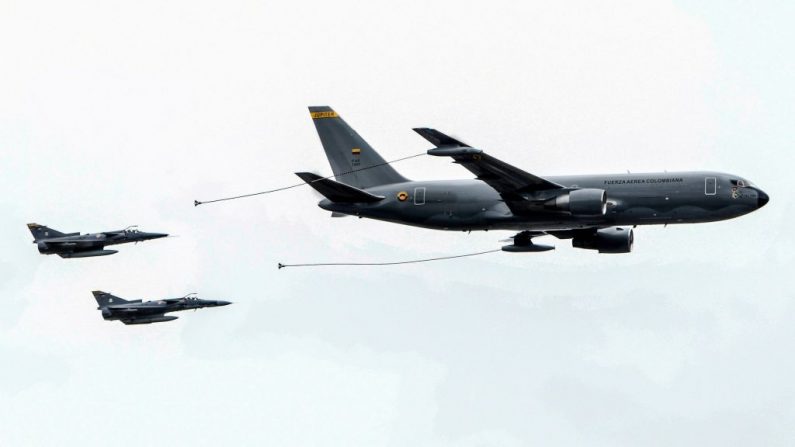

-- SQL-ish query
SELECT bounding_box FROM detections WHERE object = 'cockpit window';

[730,179,746,187]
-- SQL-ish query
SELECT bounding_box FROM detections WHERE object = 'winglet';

[413,128,470,148]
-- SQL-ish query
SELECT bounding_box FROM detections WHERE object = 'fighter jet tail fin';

[308,106,408,188]
[27,223,70,240]
[92,291,130,307]
[295,172,385,203]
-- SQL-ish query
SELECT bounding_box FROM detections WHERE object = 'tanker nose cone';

[757,189,769,208]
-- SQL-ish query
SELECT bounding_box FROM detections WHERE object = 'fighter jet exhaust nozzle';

[37,241,49,254]
[572,227,633,254]
[545,189,607,216]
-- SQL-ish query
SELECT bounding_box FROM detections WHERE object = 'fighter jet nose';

[216,300,232,306]
[143,232,169,240]
[757,189,769,208]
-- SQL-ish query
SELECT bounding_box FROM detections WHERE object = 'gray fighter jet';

[28,223,168,258]
[297,106,769,253]
[93,291,231,325]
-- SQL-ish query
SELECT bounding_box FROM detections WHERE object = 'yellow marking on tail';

[310,111,339,119]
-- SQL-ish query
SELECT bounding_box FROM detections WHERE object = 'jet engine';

[572,227,634,254]
[37,241,50,254]
[546,189,607,216]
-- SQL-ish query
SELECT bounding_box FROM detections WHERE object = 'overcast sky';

[1,0,793,445]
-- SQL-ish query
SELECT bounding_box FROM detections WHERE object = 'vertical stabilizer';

[27,223,66,240]
[308,106,408,188]
[92,291,129,307]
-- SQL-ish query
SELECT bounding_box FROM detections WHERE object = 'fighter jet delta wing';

[415,128,564,201]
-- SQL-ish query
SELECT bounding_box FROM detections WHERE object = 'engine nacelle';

[546,189,607,216]
[572,227,634,254]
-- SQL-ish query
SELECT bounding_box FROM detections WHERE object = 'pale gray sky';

[0,1,793,445]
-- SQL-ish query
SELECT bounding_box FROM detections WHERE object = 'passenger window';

[705,177,717,195]
[414,187,426,205]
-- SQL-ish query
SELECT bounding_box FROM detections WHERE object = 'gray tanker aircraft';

[93,291,231,325]
[297,106,769,253]
[28,223,168,258]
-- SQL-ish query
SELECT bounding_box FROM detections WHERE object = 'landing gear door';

[414,187,426,205]
[705,177,717,195]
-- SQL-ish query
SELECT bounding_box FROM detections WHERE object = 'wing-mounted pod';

[501,231,555,253]
[59,249,118,258]
[121,315,179,325]
[544,189,607,216]
[571,227,634,253]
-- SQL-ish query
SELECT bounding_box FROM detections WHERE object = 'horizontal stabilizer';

[413,128,469,148]
[295,172,384,203]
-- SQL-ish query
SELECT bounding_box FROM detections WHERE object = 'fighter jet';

[297,106,769,253]
[93,291,231,325]
[28,223,168,258]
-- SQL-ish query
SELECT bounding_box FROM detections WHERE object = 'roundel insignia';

[472,154,482,160]
[397,191,409,202]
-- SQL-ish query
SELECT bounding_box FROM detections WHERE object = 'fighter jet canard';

[297,106,769,253]
[27,224,168,258]
[92,291,231,325]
